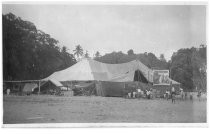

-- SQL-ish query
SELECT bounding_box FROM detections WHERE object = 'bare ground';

[3,95,206,124]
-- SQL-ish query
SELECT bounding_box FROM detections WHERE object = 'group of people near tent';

[163,86,204,103]
[126,87,154,99]
[163,87,176,103]
[125,83,205,103]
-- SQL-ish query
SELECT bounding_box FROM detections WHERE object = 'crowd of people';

[126,87,154,100]
[163,87,204,103]
[126,85,204,103]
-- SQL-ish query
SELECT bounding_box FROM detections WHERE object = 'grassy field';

[3,95,206,124]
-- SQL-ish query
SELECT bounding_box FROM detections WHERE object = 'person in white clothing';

[136,88,141,98]
[165,90,169,100]
[128,92,131,98]
[133,91,136,98]
[180,88,184,100]
[137,88,141,93]
[7,88,10,95]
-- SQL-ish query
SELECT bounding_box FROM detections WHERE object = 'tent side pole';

[38,80,40,95]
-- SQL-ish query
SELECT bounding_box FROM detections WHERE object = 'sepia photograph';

[1,1,207,127]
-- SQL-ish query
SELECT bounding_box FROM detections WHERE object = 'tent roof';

[43,58,180,85]
[170,79,180,85]
[110,70,135,82]
[49,79,63,87]
[43,58,153,82]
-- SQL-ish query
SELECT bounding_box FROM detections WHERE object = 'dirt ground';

[3,95,206,124]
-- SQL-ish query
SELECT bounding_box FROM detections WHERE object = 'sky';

[2,4,206,60]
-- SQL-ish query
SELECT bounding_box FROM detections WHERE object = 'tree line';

[3,13,76,80]
[3,13,206,91]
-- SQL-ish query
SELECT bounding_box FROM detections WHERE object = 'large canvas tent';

[43,58,153,83]
[43,58,180,97]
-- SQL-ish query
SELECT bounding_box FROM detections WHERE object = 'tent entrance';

[134,70,148,83]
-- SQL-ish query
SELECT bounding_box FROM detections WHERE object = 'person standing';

[172,93,175,103]
[184,92,187,100]
[123,83,128,98]
[197,89,202,101]
[171,87,175,93]
[7,88,10,95]
[190,92,193,102]
[133,89,136,98]
[168,90,171,100]
[128,92,131,98]
[164,93,166,99]
[128,88,133,99]
[171,87,176,104]
[150,88,153,99]
[147,90,151,99]
[141,89,144,98]
[180,88,184,100]
[166,90,169,100]
[136,87,141,99]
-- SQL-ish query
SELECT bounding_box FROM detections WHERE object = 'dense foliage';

[3,13,76,80]
[170,45,206,91]
[94,51,169,69]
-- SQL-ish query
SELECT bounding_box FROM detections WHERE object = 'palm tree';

[73,45,83,60]
[61,46,67,53]
[95,51,101,58]
[84,50,89,58]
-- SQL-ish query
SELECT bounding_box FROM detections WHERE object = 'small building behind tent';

[3,82,25,95]
[33,79,74,96]
[33,79,63,94]
[152,79,181,97]
[22,83,38,95]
